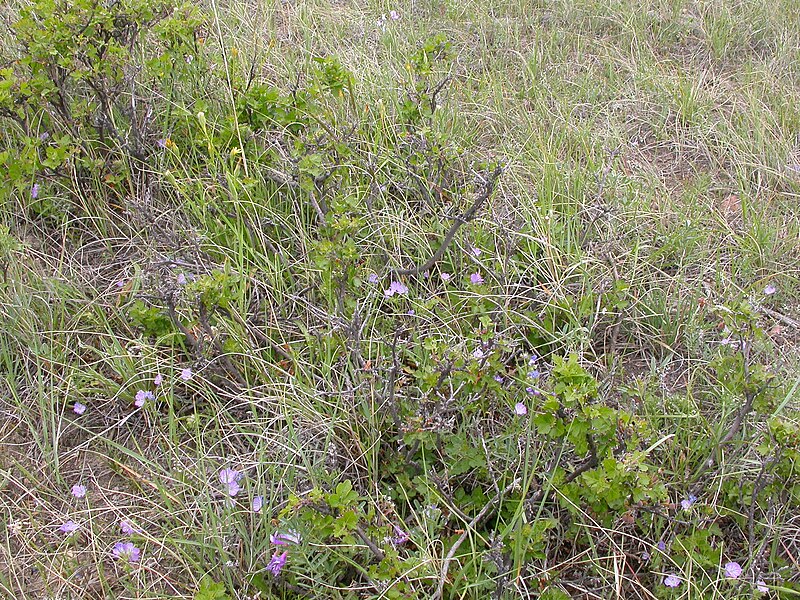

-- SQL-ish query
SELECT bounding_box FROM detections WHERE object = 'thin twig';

[432,478,520,600]
[526,432,598,507]
[354,524,385,562]
[223,306,294,363]
[760,305,800,329]
[395,167,502,276]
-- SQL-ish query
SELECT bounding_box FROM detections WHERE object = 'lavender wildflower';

[153,374,163,386]
[469,272,484,284]
[757,580,768,593]
[494,374,504,384]
[391,525,410,546]
[657,540,666,551]
[134,390,154,408]
[252,496,263,513]
[71,484,87,498]
[764,284,777,295]
[389,10,400,20]
[367,273,380,284]
[440,272,451,282]
[384,281,409,297]
[680,494,697,510]
[73,402,86,415]
[471,247,482,257]
[663,574,681,588]
[218,468,242,497]
[112,541,141,563]
[31,183,40,198]
[119,520,138,535]
[514,402,528,416]
[60,520,80,534]
[724,562,742,579]
[266,551,288,576]
[180,368,193,381]
[271,530,302,546]
[472,348,485,360]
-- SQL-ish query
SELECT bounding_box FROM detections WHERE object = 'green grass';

[1,0,799,598]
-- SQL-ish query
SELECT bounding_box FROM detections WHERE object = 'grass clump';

[1,0,799,598]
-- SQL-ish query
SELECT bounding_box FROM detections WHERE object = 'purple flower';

[407,309,415,316]
[112,541,141,563]
[218,468,242,497]
[527,370,540,380]
[119,520,138,535]
[525,386,540,396]
[156,138,167,149]
[73,402,86,415]
[391,525,410,546]
[680,494,697,510]
[657,540,666,551]
[59,520,80,534]
[724,562,742,579]
[514,402,528,416]
[757,580,768,593]
[266,550,288,576]
[367,273,380,284]
[218,468,240,484]
[471,247,482,257]
[528,354,538,365]
[252,496,263,513]
[764,284,777,296]
[641,551,651,561]
[384,281,409,297]
[153,374,163,386]
[39,132,50,141]
[472,348,485,360]
[663,574,681,588]
[180,368,193,381]
[469,272,484,285]
[176,273,188,285]
[71,484,87,498]
[494,375,504,384]
[440,273,451,282]
[134,390,154,408]
[389,10,400,20]
[271,530,301,545]
[31,183,40,198]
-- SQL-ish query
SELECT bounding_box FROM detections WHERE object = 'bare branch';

[394,166,502,277]
[432,477,520,600]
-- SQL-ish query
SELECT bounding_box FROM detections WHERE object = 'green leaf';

[194,576,230,600]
